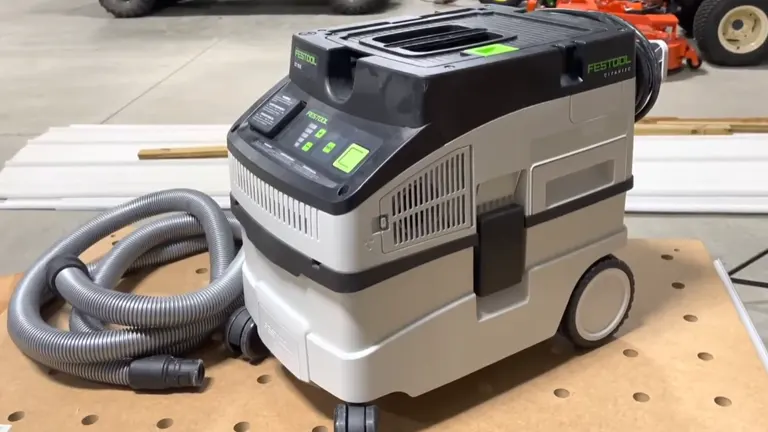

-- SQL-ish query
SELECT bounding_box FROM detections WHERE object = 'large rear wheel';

[560,255,635,349]
[330,0,389,15]
[693,0,768,66]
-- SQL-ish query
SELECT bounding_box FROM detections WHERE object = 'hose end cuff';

[45,255,89,296]
[128,356,206,390]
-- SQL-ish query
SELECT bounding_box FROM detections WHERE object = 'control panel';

[246,88,384,180]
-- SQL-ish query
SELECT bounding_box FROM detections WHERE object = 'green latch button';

[302,141,314,152]
[463,43,518,57]
[333,143,369,174]
[315,128,327,139]
[322,142,337,153]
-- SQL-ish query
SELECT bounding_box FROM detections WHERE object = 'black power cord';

[729,248,768,289]
[537,9,663,122]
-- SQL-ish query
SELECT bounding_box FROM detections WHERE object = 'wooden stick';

[138,146,228,160]
[634,124,732,136]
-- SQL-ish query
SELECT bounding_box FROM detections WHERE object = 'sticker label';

[463,43,519,57]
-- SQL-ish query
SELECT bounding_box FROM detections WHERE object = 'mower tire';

[330,0,388,15]
[693,0,768,66]
[100,0,159,17]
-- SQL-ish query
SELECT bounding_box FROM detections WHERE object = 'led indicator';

[315,128,327,138]
[322,142,337,153]
[333,143,369,174]
[302,141,314,152]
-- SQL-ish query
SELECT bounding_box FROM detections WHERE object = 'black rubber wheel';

[693,0,768,66]
[224,306,270,362]
[99,0,158,18]
[687,57,703,69]
[334,404,379,432]
[329,0,388,15]
[559,255,635,349]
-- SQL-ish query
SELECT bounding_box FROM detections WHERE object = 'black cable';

[728,248,768,289]
[537,9,662,122]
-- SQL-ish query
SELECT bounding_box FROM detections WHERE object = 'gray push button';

[248,91,304,138]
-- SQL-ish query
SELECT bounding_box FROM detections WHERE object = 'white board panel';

[1,125,767,213]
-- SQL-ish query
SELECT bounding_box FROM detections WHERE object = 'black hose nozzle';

[128,355,205,390]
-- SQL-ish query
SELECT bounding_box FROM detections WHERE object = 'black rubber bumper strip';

[231,195,477,294]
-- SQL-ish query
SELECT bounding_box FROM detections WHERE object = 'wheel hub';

[574,268,632,341]
[718,5,768,54]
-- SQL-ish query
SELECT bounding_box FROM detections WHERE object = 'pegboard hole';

[82,415,99,426]
[112,240,119,246]
[684,314,698,322]
[698,352,714,361]
[673,248,680,252]
[715,396,732,407]
[157,418,174,429]
[553,388,570,398]
[7,411,25,422]
[257,374,272,384]
[195,267,208,274]
[661,254,674,260]
[234,421,251,432]
[623,349,639,358]
[672,282,685,289]
[312,427,329,432]
[633,392,650,403]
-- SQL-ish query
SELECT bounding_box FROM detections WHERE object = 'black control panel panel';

[244,87,387,184]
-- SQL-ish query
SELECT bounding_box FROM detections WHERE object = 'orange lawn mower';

[484,0,702,71]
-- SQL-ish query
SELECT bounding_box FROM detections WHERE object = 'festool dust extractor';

[225,5,661,431]
[6,5,660,432]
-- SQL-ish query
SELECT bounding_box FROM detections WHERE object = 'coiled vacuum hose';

[6,189,244,390]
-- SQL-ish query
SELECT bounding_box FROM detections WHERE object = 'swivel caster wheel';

[224,306,270,362]
[334,403,379,432]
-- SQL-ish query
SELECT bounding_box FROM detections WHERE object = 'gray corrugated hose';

[6,189,244,390]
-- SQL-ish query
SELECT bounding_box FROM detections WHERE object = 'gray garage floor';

[1,0,768,342]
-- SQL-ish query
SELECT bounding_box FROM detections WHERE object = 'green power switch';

[315,128,327,139]
[333,143,369,174]
[302,141,314,152]
[322,142,337,153]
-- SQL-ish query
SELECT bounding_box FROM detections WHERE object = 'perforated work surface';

[0,237,766,432]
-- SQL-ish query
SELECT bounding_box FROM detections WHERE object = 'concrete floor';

[1,0,768,341]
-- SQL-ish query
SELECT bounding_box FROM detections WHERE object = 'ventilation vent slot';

[380,148,472,253]
[361,24,509,56]
[229,156,319,240]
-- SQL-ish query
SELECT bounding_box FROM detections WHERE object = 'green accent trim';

[463,44,518,57]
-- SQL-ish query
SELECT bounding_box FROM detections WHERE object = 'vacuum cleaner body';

[229,6,637,405]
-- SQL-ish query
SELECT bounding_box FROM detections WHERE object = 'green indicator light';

[333,143,369,174]
[322,142,337,153]
[302,141,314,152]
[463,44,518,57]
[315,128,327,138]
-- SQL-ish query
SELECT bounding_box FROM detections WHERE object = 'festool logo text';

[587,55,632,74]
[307,111,328,125]
[294,48,317,66]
